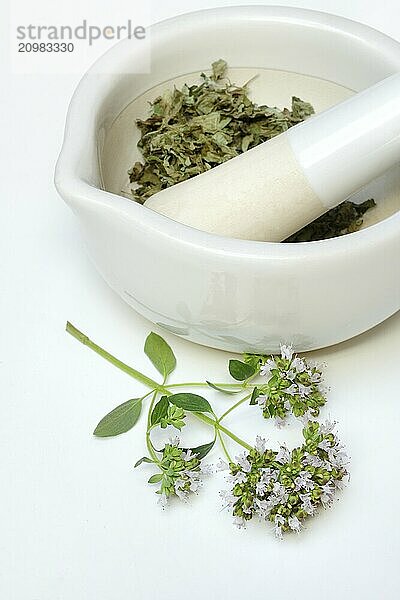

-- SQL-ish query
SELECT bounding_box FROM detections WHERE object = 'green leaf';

[168,393,212,413]
[148,473,163,484]
[93,398,142,437]
[144,332,176,379]
[229,359,256,381]
[189,439,215,459]
[211,58,228,81]
[249,386,260,405]
[134,456,154,468]
[150,396,169,426]
[206,381,240,395]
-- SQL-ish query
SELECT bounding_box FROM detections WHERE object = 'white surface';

[1,1,400,599]
[289,72,400,208]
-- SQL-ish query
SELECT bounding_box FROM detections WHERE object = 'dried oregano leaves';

[284,198,376,242]
[129,59,375,241]
[128,59,314,202]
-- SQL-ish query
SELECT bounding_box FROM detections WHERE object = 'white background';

[2,1,400,599]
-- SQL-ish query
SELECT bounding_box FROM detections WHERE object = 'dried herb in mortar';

[129,59,375,241]
[284,198,376,242]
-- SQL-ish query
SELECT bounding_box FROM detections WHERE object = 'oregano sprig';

[66,322,349,536]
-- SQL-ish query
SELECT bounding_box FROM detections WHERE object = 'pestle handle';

[287,72,400,209]
[145,73,400,242]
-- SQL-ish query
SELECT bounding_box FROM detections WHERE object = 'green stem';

[159,388,251,452]
[146,391,160,462]
[245,372,259,385]
[67,322,253,454]
[217,430,232,462]
[218,392,252,422]
[168,382,245,389]
[194,412,252,452]
[66,322,167,393]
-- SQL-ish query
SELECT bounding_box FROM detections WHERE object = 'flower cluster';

[150,437,211,507]
[247,345,326,426]
[219,421,349,538]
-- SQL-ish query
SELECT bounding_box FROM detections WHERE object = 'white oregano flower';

[255,435,267,453]
[168,435,180,447]
[157,493,168,509]
[216,458,229,472]
[288,516,302,533]
[275,445,291,463]
[280,344,294,361]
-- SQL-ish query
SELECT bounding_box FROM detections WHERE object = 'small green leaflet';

[189,439,215,459]
[249,386,260,405]
[229,359,256,381]
[243,353,264,371]
[134,456,154,468]
[150,396,169,426]
[168,393,212,413]
[206,381,240,395]
[93,398,142,437]
[144,332,176,379]
[148,473,163,484]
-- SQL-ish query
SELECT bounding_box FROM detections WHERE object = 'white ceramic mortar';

[55,6,400,353]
